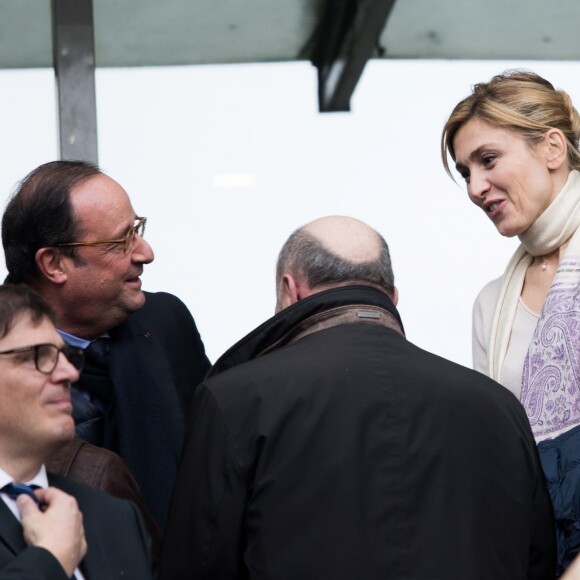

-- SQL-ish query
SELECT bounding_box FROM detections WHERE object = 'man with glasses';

[0,284,152,579]
[2,161,211,530]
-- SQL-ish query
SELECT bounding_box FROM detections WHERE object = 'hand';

[18,486,87,577]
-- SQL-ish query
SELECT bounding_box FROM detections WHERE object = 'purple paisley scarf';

[489,170,580,441]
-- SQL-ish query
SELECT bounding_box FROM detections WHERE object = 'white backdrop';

[3,59,579,366]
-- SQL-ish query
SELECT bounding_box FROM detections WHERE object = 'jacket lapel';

[109,315,184,456]
[0,499,27,555]
[108,316,183,527]
[49,474,112,579]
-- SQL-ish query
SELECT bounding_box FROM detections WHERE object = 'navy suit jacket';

[74,291,211,528]
[0,473,153,580]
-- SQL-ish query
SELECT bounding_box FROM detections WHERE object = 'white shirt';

[0,464,48,520]
[0,465,85,579]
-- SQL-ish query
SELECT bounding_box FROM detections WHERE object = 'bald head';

[275,215,396,312]
[302,216,383,264]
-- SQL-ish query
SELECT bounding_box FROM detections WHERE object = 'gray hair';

[276,228,395,297]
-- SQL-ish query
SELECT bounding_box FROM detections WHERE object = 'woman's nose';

[467,170,490,202]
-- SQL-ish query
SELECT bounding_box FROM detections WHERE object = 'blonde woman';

[442,70,580,576]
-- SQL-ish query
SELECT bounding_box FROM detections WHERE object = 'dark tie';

[2,484,78,578]
[73,337,115,447]
[87,337,109,360]
[1,483,41,507]
[82,338,112,401]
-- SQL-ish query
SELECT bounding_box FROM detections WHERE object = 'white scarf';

[489,169,580,440]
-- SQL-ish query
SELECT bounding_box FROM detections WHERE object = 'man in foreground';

[0,284,152,578]
[2,161,210,528]
[160,215,555,579]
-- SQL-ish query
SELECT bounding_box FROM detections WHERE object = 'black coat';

[160,286,555,580]
[0,473,153,580]
[72,291,211,529]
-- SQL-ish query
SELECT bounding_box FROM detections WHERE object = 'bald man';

[160,216,555,580]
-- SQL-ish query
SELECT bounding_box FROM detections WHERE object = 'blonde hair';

[441,70,580,177]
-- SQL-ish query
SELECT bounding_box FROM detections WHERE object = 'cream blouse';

[472,277,537,399]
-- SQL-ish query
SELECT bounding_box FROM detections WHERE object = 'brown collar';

[259,303,404,357]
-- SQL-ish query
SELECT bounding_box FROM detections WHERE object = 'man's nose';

[53,352,80,384]
[132,235,155,264]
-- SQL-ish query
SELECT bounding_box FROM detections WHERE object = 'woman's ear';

[543,128,568,170]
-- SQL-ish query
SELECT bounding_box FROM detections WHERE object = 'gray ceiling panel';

[0,0,326,68]
[3,0,580,70]
[380,0,580,60]
[92,0,323,65]
[0,1,52,68]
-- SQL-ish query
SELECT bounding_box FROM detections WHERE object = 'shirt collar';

[58,329,110,350]
[0,464,48,488]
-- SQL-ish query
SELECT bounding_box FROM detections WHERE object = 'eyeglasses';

[57,217,147,255]
[0,343,85,375]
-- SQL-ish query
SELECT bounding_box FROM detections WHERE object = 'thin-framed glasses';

[57,216,147,255]
[0,343,85,374]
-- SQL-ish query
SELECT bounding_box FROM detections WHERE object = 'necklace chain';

[537,249,559,271]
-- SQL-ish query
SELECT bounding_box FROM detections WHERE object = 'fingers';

[20,486,87,577]
[34,486,68,505]
[16,494,39,517]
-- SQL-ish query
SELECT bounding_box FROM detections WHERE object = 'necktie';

[2,484,78,579]
[82,337,113,403]
[87,337,109,360]
[1,483,41,507]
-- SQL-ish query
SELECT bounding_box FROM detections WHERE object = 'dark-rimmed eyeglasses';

[56,216,147,255]
[0,343,85,375]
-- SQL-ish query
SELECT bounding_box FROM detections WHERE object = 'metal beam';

[52,0,98,163]
[312,0,397,112]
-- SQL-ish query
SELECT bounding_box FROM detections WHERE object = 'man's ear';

[35,248,68,284]
[544,128,568,170]
[391,286,399,307]
[277,273,300,312]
